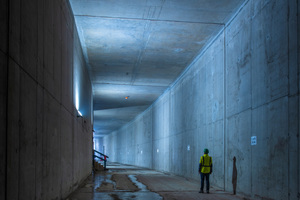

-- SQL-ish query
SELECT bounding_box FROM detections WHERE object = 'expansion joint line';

[249,0,253,196]
[5,0,10,199]
[74,14,224,26]
[223,24,226,191]
[296,0,300,199]
[287,1,290,199]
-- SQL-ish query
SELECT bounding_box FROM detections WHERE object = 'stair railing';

[93,149,109,170]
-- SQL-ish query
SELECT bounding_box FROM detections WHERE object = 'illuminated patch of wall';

[93,136,104,152]
[73,31,93,122]
[74,55,81,115]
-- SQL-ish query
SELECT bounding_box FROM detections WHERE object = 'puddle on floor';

[69,164,163,200]
[92,174,162,200]
[128,175,147,191]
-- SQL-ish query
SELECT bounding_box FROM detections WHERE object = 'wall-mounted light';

[77,110,83,118]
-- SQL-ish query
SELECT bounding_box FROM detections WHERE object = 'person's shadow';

[232,156,237,195]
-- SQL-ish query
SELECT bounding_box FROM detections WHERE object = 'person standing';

[199,148,213,193]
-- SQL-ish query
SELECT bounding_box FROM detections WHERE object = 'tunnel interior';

[1,0,300,200]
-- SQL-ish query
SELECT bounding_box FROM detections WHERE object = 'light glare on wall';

[75,91,79,111]
[74,57,82,118]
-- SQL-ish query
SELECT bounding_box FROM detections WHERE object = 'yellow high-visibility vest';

[199,154,212,174]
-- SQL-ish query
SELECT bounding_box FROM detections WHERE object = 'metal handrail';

[93,155,104,160]
[94,149,109,158]
[93,149,108,170]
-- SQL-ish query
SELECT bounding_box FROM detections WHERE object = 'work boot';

[199,190,204,193]
[206,190,209,194]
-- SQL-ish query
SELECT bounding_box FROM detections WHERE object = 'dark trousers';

[200,173,210,191]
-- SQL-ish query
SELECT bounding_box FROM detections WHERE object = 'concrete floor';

[66,162,250,200]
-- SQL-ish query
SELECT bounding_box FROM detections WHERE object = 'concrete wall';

[0,1,8,199]
[102,0,300,199]
[1,0,93,199]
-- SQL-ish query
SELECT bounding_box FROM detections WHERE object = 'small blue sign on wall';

[251,136,257,145]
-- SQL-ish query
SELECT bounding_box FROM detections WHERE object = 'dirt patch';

[96,181,114,192]
[111,174,140,192]
[136,174,199,192]
[96,174,140,192]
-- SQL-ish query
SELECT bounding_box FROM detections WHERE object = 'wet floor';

[66,162,250,200]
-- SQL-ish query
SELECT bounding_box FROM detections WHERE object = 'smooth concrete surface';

[0,0,8,198]
[69,0,246,136]
[100,0,300,199]
[1,0,93,199]
[0,53,7,200]
[67,162,248,200]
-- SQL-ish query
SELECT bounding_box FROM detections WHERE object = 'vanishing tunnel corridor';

[1,0,300,200]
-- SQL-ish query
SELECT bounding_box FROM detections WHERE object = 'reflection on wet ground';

[66,163,163,200]
[66,162,249,200]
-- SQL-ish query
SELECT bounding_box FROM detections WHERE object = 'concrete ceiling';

[69,0,245,136]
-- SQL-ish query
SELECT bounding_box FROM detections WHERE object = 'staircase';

[93,150,109,171]
[94,160,105,171]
